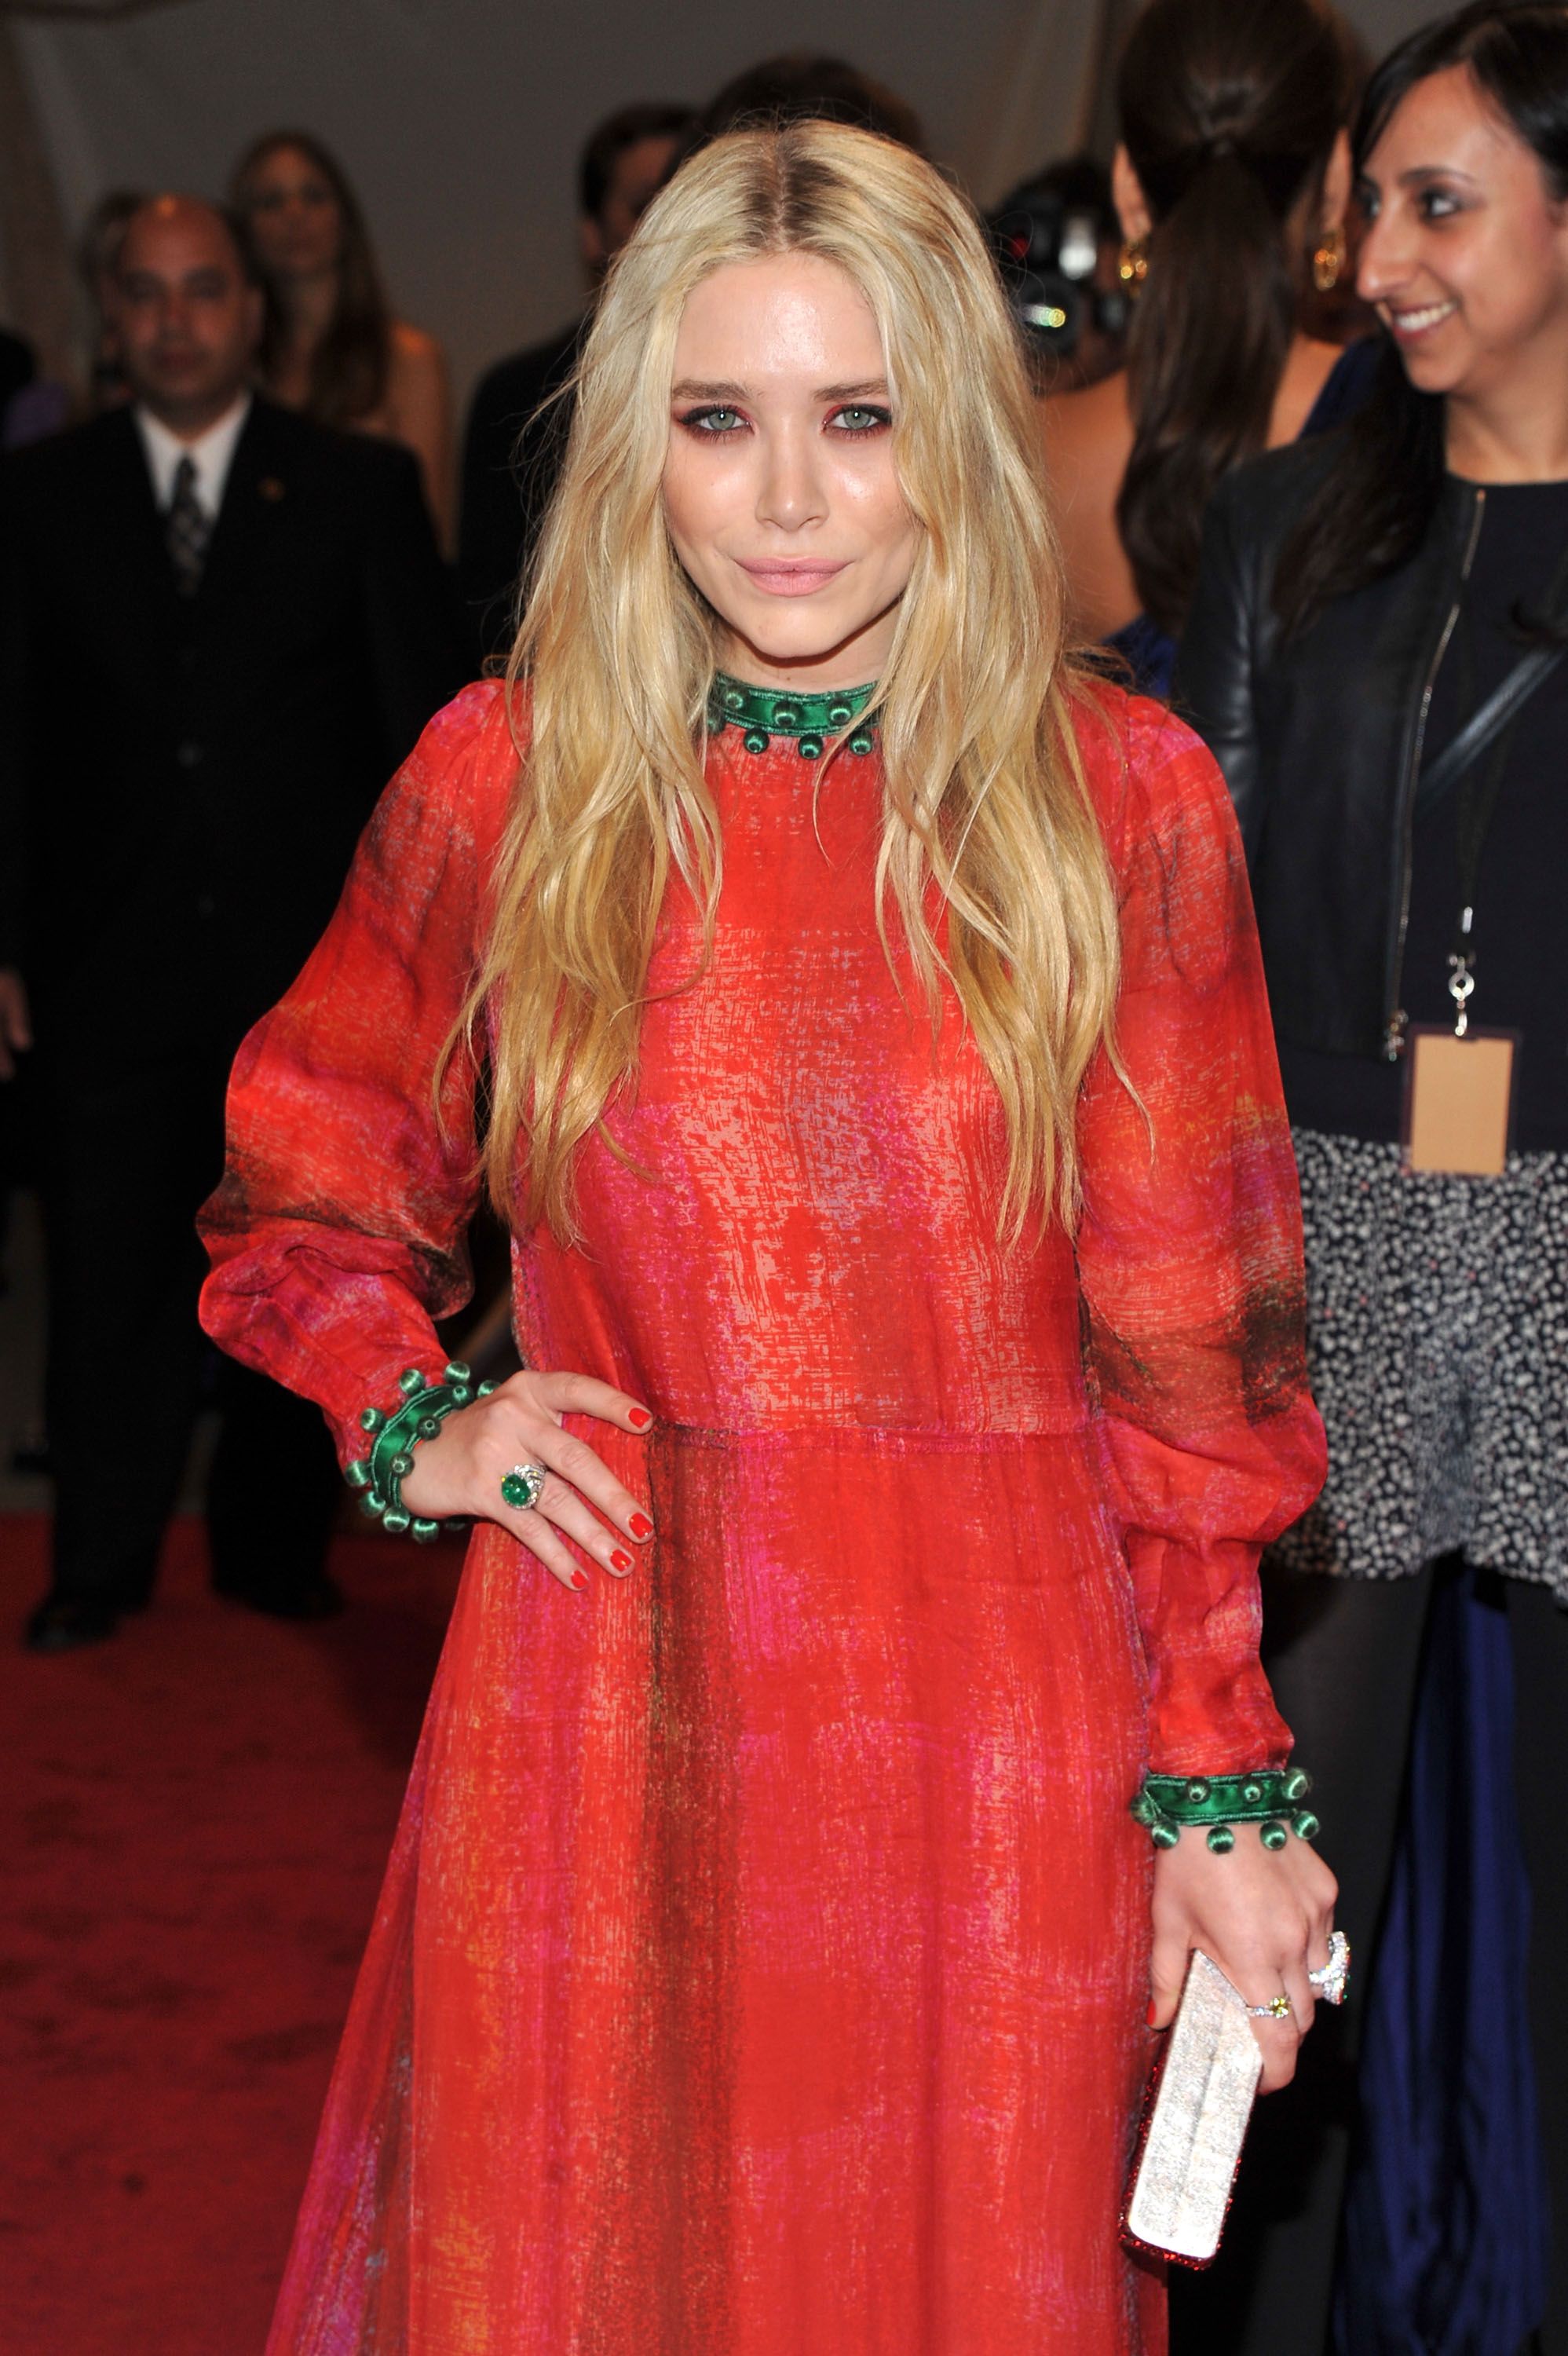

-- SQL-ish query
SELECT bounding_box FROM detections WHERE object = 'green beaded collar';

[707,671,877,759]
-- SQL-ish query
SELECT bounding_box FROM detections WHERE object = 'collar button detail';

[706,674,880,754]
[707,669,878,755]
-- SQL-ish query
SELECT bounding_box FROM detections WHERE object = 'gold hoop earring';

[1117,235,1150,289]
[1311,228,1345,294]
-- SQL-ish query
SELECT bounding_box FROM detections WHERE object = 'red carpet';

[0,1511,462,2356]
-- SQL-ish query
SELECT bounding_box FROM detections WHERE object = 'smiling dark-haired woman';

[1176,5,1568,2350]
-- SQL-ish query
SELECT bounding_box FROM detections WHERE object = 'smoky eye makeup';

[671,401,895,438]
[674,404,748,435]
[1361,166,1481,224]
[827,404,894,434]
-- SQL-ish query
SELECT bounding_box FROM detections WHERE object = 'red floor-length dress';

[199,677,1323,2355]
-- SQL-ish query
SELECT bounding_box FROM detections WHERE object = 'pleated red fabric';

[199,679,1324,2354]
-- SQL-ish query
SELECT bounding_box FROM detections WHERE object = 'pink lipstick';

[737,560,848,597]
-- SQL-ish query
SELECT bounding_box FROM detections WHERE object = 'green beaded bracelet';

[1131,1768,1320,1854]
[343,1359,495,1542]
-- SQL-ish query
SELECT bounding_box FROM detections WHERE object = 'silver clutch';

[1123,1949,1263,2266]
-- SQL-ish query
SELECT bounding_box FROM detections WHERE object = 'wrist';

[345,1359,494,1541]
[1131,1767,1320,1854]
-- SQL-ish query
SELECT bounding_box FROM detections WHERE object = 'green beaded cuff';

[1131,1769,1320,1854]
[343,1360,495,1542]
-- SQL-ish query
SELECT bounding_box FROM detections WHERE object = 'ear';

[1112,145,1152,245]
[578,213,607,284]
[1320,126,1352,236]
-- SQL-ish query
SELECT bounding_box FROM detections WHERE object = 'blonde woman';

[199,123,1332,2353]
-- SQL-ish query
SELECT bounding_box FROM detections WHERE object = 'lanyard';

[1443,533,1568,1035]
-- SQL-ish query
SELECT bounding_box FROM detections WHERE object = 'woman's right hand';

[399,1368,654,1592]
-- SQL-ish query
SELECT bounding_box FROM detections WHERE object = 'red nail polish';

[1147,2001,1159,2028]
[628,1407,652,1429]
[629,1512,653,1539]
[570,1569,589,1591]
[611,1549,633,1572]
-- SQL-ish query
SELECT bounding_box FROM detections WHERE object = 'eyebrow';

[1358,164,1482,190]
[670,376,891,402]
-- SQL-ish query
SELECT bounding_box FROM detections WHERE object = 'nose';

[1356,200,1418,306]
[755,420,827,534]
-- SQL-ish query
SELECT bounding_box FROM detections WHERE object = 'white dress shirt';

[134,393,253,519]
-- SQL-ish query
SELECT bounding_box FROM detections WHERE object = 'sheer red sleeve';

[198,681,517,1467]
[1073,691,1326,1775]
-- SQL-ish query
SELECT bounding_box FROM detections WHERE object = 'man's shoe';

[24,1593,121,1654]
[212,1570,345,1622]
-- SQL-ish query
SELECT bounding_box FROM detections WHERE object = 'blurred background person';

[682,49,926,153]
[0,322,68,450]
[1041,0,1355,695]
[0,326,30,423]
[230,129,453,540]
[457,100,693,667]
[77,187,144,415]
[0,194,466,1655]
[1175,6,1568,2350]
[986,153,1129,397]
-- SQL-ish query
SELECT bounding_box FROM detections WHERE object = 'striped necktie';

[166,453,210,597]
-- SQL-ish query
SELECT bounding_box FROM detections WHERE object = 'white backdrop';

[6,0,1448,417]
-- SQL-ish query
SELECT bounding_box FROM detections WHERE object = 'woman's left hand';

[1150,1827,1339,2091]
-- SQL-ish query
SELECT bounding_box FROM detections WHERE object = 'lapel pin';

[259,477,285,501]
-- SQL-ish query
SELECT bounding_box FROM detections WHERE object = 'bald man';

[0,196,467,1652]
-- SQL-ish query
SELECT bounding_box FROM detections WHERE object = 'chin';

[733,605,873,671]
[1401,348,1467,396]
[153,376,222,407]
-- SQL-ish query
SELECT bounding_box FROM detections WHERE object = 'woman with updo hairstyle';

[231,130,452,539]
[199,120,1333,2352]
[1044,0,1355,696]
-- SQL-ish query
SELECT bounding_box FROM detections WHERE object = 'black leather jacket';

[1175,437,1488,1062]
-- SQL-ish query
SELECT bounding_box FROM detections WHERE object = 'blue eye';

[830,404,892,434]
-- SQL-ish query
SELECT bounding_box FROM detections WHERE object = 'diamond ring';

[1308,1930,1351,2007]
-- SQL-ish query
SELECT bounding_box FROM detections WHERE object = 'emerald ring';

[500,1463,547,1513]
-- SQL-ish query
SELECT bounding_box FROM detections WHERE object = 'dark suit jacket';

[456,320,583,666]
[0,328,34,417]
[0,397,469,1063]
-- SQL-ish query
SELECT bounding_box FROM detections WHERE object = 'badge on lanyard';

[1400,565,1537,1180]
[1402,1023,1516,1176]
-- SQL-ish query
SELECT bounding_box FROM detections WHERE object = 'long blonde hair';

[468,122,1120,1240]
